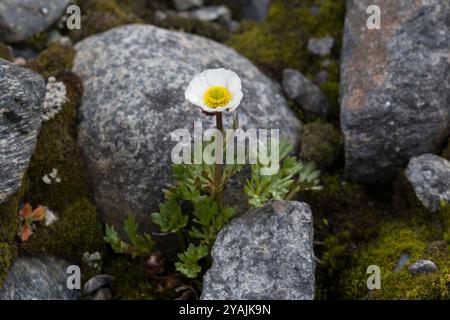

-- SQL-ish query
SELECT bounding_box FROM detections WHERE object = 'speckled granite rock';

[201,201,315,300]
[0,255,80,300]
[0,58,44,203]
[0,0,71,43]
[405,154,450,211]
[282,68,331,118]
[73,24,301,233]
[341,0,450,182]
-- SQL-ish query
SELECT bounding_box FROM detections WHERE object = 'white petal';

[227,91,244,112]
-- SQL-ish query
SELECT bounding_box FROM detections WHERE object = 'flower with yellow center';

[185,68,243,113]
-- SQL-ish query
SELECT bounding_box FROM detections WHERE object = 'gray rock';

[408,260,438,274]
[340,0,450,182]
[0,0,70,43]
[73,24,301,237]
[92,287,112,300]
[82,274,113,295]
[0,58,44,203]
[190,5,232,22]
[393,253,410,273]
[307,36,334,56]
[405,154,450,211]
[222,0,271,21]
[282,68,331,118]
[0,255,79,300]
[173,0,203,11]
[201,201,315,300]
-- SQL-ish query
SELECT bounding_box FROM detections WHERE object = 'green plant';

[104,215,154,258]
[245,140,323,207]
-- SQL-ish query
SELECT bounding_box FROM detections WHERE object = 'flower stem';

[214,113,224,215]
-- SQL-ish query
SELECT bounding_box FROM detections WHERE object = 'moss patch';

[26,44,75,78]
[341,218,450,299]
[300,122,342,170]
[227,0,345,110]
[20,199,105,264]
[0,42,13,61]
[70,0,141,41]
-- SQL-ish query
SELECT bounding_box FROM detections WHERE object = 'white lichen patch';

[44,207,58,226]
[42,168,62,184]
[42,77,67,121]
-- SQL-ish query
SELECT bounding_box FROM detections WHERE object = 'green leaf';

[151,199,188,233]
[175,244,209,279]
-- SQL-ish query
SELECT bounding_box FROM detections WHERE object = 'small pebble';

[83,274,114,295]
[92,287,112,300]
[408,260,438,274]
[13,57,26,66]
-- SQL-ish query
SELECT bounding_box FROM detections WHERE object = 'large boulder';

[0,59,45,203]
[73,24,301,233]
[340,0,450,182]
[201,201,315,300]
[0,0,71,43]
[405,154,450,211]
[0,255,80,300]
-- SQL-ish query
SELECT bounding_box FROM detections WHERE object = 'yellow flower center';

[203,86,232,109]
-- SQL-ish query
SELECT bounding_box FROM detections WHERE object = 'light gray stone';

[282,68,331,118]
[73,24,301,236]
[201,201,315,300]
[408,260,438,274]
[0,0,70,43]
[0,58,45,203]
[190,5,232,22]
[405,154,450,211]
[341,0,450,182]
[173,0,203,11]
[307,36,334,56]
[0,255,80,300]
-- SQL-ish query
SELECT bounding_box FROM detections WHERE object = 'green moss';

[0,242,16,287]
[0,42,13,61]
[70,0,141,41]
[341,220,450,300]
[26,31,49,51]
[26,44,75,78]
[106,255,156,300]
[0,180,26,287]
[300,122,342,169]
[20,199,105,264]
[227,0,345,108]
[17,50,105,264]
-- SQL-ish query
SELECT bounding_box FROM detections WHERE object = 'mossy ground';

[227,0,345,118]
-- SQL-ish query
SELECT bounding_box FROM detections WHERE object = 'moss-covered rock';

[300,122,342,169]
[227,0,345,108]
[0,242,16,287]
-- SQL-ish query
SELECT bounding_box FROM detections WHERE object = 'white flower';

[185,68,243,113]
